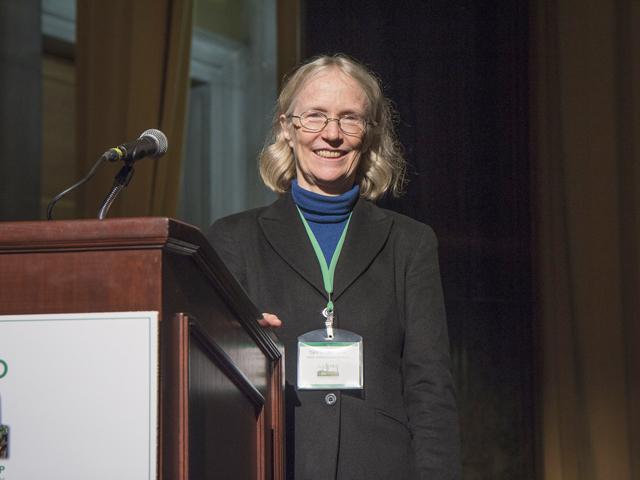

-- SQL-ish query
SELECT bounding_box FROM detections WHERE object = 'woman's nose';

[322,118,342,139]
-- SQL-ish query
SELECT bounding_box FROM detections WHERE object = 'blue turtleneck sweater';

[291,180,360,264]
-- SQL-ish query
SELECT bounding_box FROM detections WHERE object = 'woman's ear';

[279,114,294,148]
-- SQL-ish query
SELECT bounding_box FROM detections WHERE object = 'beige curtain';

[532,0,640,478]
[277,0,301,87]
[76,0,192,218]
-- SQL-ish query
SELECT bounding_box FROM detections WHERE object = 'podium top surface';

[0,217,195,252]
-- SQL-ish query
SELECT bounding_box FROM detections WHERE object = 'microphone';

[103,129,168,162]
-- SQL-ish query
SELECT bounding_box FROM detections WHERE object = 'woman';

[208,54,460,479]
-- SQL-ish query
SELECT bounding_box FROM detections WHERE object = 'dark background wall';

[0,0,42,221]
[303,1,533,478]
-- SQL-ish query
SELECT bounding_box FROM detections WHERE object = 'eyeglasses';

[288,111,373,135]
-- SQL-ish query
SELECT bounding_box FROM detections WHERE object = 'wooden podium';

[0,218,284,480]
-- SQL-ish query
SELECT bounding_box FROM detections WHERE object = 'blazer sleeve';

[206,217,248,290]
[403,225,461,479]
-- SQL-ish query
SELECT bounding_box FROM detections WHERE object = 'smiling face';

[280,68,369,196]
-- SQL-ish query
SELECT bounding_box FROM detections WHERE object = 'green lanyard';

[296,207,352,337]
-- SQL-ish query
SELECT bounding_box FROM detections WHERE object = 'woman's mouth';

[314,149,347,158]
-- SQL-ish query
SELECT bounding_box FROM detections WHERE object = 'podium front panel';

[0,312,159,480]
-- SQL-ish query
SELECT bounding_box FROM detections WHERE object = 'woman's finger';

[258,313,283,328]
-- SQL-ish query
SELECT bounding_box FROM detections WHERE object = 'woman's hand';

[258,313,282,328]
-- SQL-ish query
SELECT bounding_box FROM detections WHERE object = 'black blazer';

[208,193,460,480]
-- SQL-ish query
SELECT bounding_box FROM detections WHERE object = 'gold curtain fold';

[532,0,640,479]
[276,0,301,87]
[76,0,193,218]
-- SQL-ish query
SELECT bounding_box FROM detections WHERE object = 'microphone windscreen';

[139,129,168,156]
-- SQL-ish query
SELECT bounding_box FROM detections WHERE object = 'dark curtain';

[302,1,533,478]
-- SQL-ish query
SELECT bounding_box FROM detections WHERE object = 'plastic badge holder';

[297,329,363,390]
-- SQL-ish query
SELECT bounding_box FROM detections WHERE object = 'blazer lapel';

[333,199,393,300]
[258,194,393,301]
[258,194,326,296]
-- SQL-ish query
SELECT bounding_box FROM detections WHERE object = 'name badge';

[297,329,363,390]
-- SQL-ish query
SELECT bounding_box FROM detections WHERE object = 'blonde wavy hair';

[259,54,406,200]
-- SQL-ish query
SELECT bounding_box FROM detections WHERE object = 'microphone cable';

[46,154,108,220]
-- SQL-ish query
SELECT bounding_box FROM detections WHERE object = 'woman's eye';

[341,115,361,123]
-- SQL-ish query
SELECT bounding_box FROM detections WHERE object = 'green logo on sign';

[0,360,7,379]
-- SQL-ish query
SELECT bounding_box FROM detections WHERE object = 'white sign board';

[0,312,159,480]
